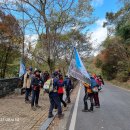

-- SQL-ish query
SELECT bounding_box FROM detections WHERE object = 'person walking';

[43,73,64,118]
[64,75,72,103]
[91,76,100,108]
[82,83,94,112]
[23,67,33,103]
[57,74,67,107]
[31,70,42,111]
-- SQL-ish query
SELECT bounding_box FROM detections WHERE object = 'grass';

[110,79,130,90]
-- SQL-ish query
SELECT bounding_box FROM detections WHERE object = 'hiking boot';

[88,109,93,112]
[67,100,71,103]
[82,109,89,112]
[48,114,54,118]
[35,105,41,108]
[58,113,64,119]
[25,100,30,104]
[64,103,67,107]
[96,105,100,108]
[90,103,94,111]
[31,106,36,111]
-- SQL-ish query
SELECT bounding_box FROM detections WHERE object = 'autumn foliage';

[0,10,22,78]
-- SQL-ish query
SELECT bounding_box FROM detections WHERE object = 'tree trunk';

[1,45,11,78]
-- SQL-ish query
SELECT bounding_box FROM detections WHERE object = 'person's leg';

[66,89,68,102]
[31,90,36,110]
[94,92,100,107]
[66,89,71,103]
[29,87,32,96]
[96,92,100,107]
[82,93,89,112]
[48,94,55,118]
[35,90,40,107]
[93,93,97,106]
[59,94,66,107]
[89,93,94,111]
[25,88,30,102]
[54,103,57,109]
[53,94,62,115]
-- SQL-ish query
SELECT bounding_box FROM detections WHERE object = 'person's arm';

[31,77,37,86]
[63,80,66,88]
[83,83,89,88]
[23,73,27,88]
[101,78,105,85]
[70,79,72,86]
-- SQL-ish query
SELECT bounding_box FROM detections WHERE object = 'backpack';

[43,78,53,93]
[90,78,99,93]
[57,79,64,94]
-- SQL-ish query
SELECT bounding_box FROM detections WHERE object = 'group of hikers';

[23,67,72,118]
[22,66,104,119]
[82,74,104,112]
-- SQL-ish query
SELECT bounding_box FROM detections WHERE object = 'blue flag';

[68,47,90,84]
[74,47,90,80]
[19,60,26,77]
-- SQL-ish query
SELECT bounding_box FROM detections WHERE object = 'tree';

[0,10,22,78]
[1,0,95,73]
[99,1,130,81]
[32,30,92,72]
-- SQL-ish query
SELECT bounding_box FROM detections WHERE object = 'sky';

[0,0,122,55]
[24,0,122,55]
[90,0,122,55]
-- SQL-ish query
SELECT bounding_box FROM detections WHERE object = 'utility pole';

[21,0,25,60]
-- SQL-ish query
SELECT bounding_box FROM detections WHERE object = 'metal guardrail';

[0,78,21,97]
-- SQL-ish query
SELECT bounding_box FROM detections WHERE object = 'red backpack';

[58,80,64,94]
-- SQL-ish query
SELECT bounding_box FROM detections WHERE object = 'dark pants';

[84,93,94,110]
[29,87,32,96]
[25,88,30,101]
[49,92,62,115]
[66,89,71,103]
[93,92,100,106]
[58,93,66,107]
[31,90,40,107]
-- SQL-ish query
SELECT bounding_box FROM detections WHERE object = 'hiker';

[64,75,72,103]
[23,67,33,103]
[91,76,100,108]
[43,73,64,118]
[82,82,94,112]
[31,70,42,110]
[97,75,104,90]
[44,71,50,83]
[95,76,102,91]
[57,74,67,107]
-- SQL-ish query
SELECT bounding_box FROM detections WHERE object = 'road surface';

[68,83,130,130]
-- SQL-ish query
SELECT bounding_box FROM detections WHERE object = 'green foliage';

[102,63,117,80]
[97,36,130,81]
[95,58,102,68]
[116,71,129,82]
[98,2,130,82]
[0,10,22,78]
[33,30,92,73]
[116,24,130,43]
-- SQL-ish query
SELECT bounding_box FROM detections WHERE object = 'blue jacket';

[64,77,72,90]
[90,77,98,88]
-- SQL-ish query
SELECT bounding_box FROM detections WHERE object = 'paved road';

[68,83,130,130]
